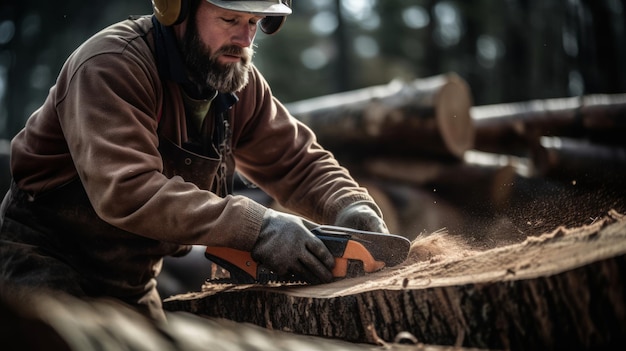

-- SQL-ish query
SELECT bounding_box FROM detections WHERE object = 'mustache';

[213,45,254,61]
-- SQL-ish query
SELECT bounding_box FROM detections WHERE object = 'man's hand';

[251,209,335,284]
[334,202,389,234]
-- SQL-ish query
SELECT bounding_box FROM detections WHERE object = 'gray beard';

[204,47,252,93]
[182,26,253,94]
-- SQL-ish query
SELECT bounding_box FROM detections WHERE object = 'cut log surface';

[164,211,626,351]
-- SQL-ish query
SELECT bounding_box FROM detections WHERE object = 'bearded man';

[0,0,389,321]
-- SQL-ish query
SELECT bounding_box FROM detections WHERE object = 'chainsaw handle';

[205,247,257,283]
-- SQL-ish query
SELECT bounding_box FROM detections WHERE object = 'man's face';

[182,1,262,94]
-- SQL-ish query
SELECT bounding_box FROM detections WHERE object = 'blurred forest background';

[1,0,625,140]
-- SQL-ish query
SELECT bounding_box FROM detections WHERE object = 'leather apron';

[0,134,234,322]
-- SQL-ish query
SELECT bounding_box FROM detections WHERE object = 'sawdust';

[405,228,478,265]
[386,209,626,289]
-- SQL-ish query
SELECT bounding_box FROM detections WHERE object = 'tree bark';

[164,211,626,351]
[2,285,484,351]
[286,73,474,160]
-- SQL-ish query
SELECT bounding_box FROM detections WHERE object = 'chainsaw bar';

[204,225,410,284]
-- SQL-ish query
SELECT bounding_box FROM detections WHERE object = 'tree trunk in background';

[287,73,474,160]
[471,94,626,155]
[363,156,519,215]
[531,136,626,185]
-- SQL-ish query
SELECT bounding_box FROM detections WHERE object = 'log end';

[435,73,475,158]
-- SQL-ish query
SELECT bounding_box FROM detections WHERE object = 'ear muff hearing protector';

[152,0,291,35]
[152,0,190,26]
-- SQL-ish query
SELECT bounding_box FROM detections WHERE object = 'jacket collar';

[151,15,238,114]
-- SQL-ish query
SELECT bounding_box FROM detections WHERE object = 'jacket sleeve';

[231,67,381,224]
[55,49,265,252]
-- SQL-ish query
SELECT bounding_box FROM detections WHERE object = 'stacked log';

[471,94,626,187]
[471,94,626,156]
[531,136,626,185]
[287,73,475,160]
[294,86,626,188]
[287,83,626,237]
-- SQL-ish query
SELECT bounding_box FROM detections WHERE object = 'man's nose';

[231,23,256,47]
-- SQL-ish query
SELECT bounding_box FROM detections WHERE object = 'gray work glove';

[251,209,335,284]
[334,202,389,234]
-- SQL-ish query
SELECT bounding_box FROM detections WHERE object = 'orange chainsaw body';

[204,225,410,284]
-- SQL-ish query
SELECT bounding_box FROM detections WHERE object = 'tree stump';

[164,211,626,351]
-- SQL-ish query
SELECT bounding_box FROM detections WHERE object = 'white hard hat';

[207,0,291,34]
[153,0,291,34]
[206,0,292,16]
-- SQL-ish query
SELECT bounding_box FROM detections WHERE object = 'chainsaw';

[204,225,411,284]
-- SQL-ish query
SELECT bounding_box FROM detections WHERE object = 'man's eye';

[221,18,236,23]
